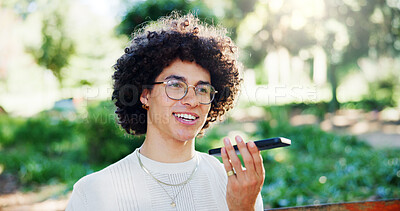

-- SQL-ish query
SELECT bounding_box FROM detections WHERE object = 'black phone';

[208,137,291,156]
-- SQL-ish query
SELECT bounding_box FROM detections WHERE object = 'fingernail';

[249,141,256,148]
[221,147,226,154]
[224,138,230,145]
[235,136,242,143]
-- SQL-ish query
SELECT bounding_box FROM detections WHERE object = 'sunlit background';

[0,0,399,210]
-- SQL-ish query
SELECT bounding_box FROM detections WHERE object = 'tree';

[322,0,400,110]
[27,0,75,87]
[233,0,400,110]
[117,0,216,36]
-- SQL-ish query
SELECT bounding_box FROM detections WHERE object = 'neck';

[140,134,195,163]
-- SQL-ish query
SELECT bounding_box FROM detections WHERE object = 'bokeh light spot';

[319,176,327,184]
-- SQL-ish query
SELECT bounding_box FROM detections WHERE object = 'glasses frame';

[152,79,218,105]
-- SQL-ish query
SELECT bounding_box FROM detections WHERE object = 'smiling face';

[140,59,212,142]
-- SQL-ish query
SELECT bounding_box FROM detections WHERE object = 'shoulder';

[74,150,138,195]
[67,152,137,210]
[197,151,226,177]
[74,167,111,191]
[197,151,222,166]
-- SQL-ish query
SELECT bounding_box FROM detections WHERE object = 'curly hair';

[112,12,242,135]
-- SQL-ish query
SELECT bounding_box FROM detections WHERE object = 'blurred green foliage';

[277,98,395,120]
[117,0,216,36]
[253,105,400,207]
[82,101,144,165]
[2,102,399,208]
[364,77,399,109]
[26,0,75,87]
[0,112,87,187]
[0,101,144,188]
[231,0,400,110]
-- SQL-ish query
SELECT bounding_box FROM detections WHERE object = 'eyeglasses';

[152,79,218,105]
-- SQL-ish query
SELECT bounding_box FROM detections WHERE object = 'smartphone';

[208,137,291,156]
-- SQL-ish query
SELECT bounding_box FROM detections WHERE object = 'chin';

[176,134,197,142]
[174,129,199,142]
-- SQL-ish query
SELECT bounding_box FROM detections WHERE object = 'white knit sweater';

[66,149,263,211]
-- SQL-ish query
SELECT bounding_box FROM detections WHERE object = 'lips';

[173,112,200,125]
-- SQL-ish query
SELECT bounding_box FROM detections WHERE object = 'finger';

[247,141,265,178]
[223,137,244,178]
[235,136,256,173]
[221,147,234,173]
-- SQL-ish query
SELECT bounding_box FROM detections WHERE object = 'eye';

[171,83,181,88]
[167,80,185,89]
[197,85,211,94]
[199,88,208,93]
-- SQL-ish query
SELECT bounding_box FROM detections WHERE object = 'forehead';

[156,59,211,83]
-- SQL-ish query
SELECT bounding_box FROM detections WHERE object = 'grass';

[249,106,400,207]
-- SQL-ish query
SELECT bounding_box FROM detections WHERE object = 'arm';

[221,136,265,211]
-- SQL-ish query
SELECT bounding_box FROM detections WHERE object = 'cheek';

[149,88,174,106]
[201,105,211,119]
[148,99,175,125]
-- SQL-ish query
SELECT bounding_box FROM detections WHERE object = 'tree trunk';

[328,64,339,112]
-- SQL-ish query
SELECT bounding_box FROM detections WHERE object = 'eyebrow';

[164,75,211,85]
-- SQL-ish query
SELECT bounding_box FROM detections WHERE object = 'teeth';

[174,113,196,120]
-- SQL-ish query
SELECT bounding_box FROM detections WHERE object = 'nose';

[181,85,198,107]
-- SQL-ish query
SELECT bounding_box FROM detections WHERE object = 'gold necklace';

[136,150,199,207]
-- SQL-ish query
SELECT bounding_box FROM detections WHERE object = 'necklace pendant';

[171,202,176,207]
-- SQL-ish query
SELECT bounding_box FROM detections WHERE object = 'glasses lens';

[165,80,187,100]
[196,84,215,104]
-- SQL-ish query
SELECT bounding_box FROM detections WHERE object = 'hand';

[221,136,265,211]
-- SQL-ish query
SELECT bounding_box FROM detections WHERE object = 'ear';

[140,89,150,105]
